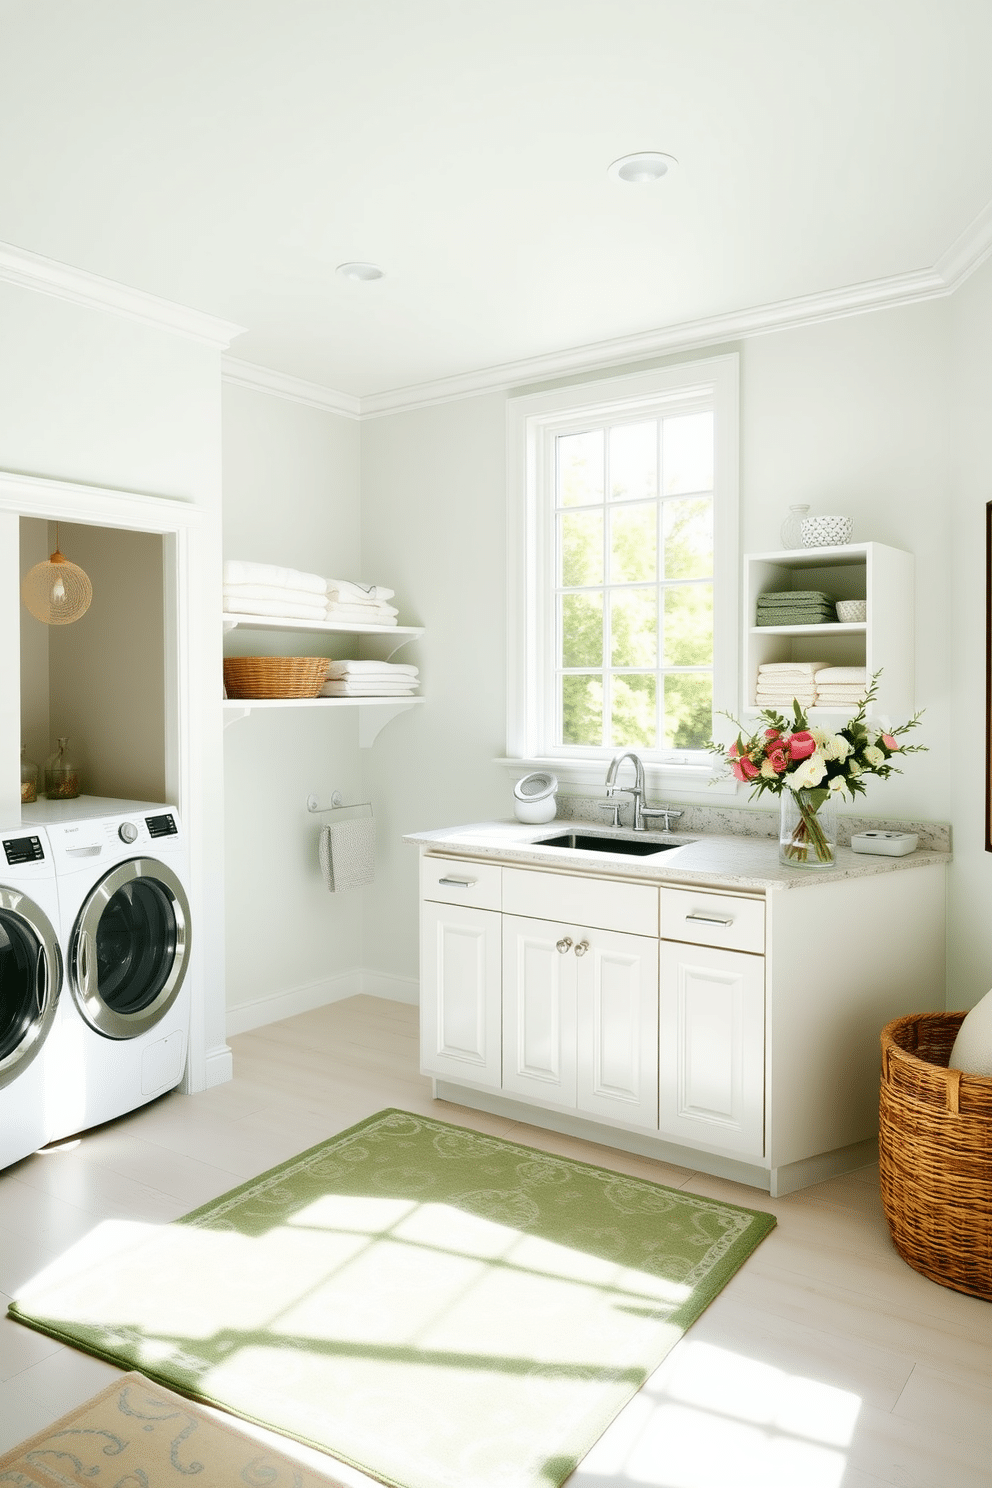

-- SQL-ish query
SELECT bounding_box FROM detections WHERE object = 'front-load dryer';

[0,821,63,1171]
[28,797,192,1142]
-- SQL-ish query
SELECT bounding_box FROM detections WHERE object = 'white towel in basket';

[319,819,375,892]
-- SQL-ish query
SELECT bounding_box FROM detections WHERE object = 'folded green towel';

[757,590,834,606]
[756,610,836,626]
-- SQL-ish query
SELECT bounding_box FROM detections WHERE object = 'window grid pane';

[554,408,714,754]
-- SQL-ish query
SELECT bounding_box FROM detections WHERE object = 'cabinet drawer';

[421,855,502,911]
[661,886,764,954]
[502,866,658,937]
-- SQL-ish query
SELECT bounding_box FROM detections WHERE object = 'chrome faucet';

[604,750,646,829]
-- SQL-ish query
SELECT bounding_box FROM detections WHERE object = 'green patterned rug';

[9,1109,775,1488]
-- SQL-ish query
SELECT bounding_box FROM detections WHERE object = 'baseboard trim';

[225,968,419,1035]
[203,1043,234,1089]
[361,970,419,1006]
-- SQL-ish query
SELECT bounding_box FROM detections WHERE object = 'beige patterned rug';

[0,1371,347,1486]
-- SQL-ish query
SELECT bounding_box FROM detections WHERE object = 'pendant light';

[21,524,93,625]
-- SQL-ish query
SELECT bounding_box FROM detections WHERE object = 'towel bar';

[306,791,373,818]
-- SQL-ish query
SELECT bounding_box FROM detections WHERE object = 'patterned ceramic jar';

[801,514,854,547]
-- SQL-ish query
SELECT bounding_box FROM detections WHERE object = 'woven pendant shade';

[22,529,93,625]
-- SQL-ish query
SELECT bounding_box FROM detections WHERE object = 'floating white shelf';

[222,695,424,746]
[221,612,425,744]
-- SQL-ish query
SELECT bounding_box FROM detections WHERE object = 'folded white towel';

[814,667,867,684]
[224,560,327,595]
[816,684,867,696]
[326,579,396,602]
[224,597,329,620]
[326,597,399,615]
[757,662,827,676]
[325,660,419,678]
[324,605,399,626]
[224,583,329,606]
[321,682,417,697]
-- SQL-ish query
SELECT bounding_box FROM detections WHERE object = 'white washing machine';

[0,820,63,1170]
[24,797,192,1142]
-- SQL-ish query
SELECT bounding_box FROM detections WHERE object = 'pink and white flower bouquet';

[709,674,925,865]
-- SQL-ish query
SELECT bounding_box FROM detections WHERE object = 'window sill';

[494,755,739,797]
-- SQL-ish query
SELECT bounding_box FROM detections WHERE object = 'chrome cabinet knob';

[573,940,590,957]
[556,937,573,954]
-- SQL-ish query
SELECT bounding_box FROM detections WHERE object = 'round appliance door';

[0,889,62,1091]
[70,858,191,1040]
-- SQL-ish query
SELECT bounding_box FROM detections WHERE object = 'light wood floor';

[0,995,988,1487]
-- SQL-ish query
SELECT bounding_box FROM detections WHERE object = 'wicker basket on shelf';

[878,1012,992,1300]
[223,656,329,700]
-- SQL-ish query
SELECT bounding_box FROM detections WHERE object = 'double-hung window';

[507,355,739,787]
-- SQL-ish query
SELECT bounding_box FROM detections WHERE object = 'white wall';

[221,382,366,1027]
[0,278,228,1074]
[359,301,961,1000]
[359,394,509,992]
[948,253,992,1008]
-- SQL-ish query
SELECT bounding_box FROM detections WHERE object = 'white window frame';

[505,354,740,793]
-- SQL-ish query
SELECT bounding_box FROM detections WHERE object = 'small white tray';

[850,831,918,857]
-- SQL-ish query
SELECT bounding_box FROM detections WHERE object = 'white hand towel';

[318,819,375,892]
[814,667,867,684]
[224,597,329,620]
[325,660,418,678]
[325,598,399,616]
[223,560,327,595]
[757,662,827,676]
[326,579,396,602]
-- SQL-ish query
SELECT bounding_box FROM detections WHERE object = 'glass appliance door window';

[71,859,191,1040]
[0,901,61,1088]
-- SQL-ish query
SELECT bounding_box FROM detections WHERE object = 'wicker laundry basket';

[223,656,329,699]
[879,1012,992,1300]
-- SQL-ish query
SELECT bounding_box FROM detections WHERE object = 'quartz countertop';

[404,820,951,892]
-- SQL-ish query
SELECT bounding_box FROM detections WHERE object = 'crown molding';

[221,356,361,418]
[934,198,992,290]
[0,241,244,349]
[358,265,953,419]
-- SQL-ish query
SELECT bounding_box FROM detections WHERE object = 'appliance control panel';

[119,822,139,843]
[3,834,45,866]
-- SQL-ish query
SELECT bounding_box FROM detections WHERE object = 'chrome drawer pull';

[556,937,573,954]
[573,940,590,957]
[685,912,734,926]
[438,876,477,887]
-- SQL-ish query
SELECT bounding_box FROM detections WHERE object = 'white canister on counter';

[513,771,558,823]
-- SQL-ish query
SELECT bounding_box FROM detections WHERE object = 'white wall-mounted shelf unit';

[221,612,424,745]
[743,542,914,719]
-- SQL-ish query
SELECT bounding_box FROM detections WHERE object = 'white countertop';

[403,819,951,891]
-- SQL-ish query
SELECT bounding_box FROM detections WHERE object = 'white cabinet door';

[502,915,577,1108]
[420,902,502,1089]
[659,941,765,1157]
[576,927,659,1129]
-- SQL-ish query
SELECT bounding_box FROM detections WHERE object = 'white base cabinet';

[420,900,501,1089]
[658,940,764,1156]
[417,850,947,1194]
[502,914,659,1128]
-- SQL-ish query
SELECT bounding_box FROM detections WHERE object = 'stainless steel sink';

[532,831,687,857]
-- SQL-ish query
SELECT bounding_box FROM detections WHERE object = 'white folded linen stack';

[754,661,825,709]
[814,666,867,708]
[324,579,399,626]
[223,560,328,620]
[320,660,419,697]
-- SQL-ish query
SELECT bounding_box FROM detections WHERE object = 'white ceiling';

[3,1,992,400]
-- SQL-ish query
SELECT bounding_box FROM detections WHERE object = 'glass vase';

[20,746,38,804]
[44,737,81,800]
[779,788,837,868]
[780,504,810,549]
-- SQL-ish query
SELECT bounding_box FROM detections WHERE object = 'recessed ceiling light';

[608,152,678,184]
[336,261,385,281]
